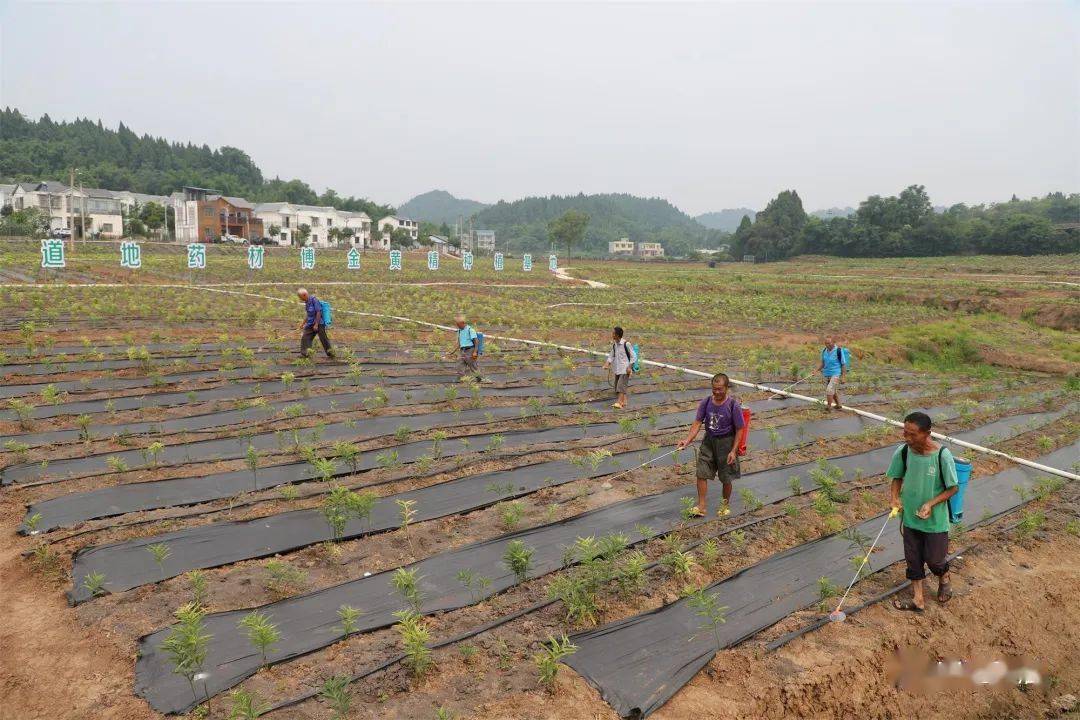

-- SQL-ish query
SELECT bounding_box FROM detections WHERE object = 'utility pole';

[68,168,77,251]
[79,180,87,243]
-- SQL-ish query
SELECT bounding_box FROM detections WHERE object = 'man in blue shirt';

[447,313,481,382]
[297,287,334,359]
[817,336,846,410]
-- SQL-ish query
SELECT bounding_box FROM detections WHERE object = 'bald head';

[297,288,308,300]
[454,313,466,329]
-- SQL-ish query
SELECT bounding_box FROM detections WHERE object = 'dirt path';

[0,537,154,720]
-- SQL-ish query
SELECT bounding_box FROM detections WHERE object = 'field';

[1,240,1078,720]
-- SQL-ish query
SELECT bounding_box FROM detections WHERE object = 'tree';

[268,223,281,242]
[547,210,589,260]
[297,223,311,246]
[140,202,167,237]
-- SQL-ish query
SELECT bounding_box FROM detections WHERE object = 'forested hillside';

[0,109,394,218]
[399,190,489,224]
[474,193,728,256]
[695,208,756,231]
[731,186,1079,259]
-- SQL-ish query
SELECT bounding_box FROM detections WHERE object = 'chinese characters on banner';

[462,251,473,271]
[522,253,532,271]
[186,243,206,269]
[347,247,361,269]
[389,249,402,270]
[549,254,558,272]
[493,252,504,271]
[300,246,315,270]
[40,238,66,268]
[247,245,264,270]
[120,240,142,269]
[427,250,439,271]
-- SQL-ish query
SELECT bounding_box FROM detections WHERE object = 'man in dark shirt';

[677,373,745,517]
[297,287,334,359]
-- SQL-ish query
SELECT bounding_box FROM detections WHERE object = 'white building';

[474,229,495,252]
[608,238,634,255]
[112,190,170,214]
[378,216,419,245]
[344,212,377,249]
[10,181,123,239]
[253,203,344,247]
[634,241,665,258]
[0,184,16,209]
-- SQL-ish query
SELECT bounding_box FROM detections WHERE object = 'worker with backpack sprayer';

[603,326,638,409]
[296,287,335,360]
[676,372,752,517]
[447,313,484,383]
[818,336,850,410]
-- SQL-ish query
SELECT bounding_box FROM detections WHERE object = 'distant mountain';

[694,208,756,231]
[473,192,727,257]
[810,206,855,219]
[398,190,489,225]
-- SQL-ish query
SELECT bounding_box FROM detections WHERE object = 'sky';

[1,1,1077,214]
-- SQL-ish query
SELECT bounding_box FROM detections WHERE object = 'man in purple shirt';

[297,287,334,359]
[677,373,745,517]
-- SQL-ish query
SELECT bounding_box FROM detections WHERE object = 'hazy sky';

[2,1,1077,214]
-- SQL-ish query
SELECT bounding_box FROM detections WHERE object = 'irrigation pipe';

[768,373,815,400]
[10,282,1078,484]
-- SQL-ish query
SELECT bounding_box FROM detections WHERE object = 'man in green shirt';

[887,411,959,612]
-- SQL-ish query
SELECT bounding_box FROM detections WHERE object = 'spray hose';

[829,506,900,622]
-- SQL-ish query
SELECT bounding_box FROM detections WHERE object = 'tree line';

[731,186,1078,259]
[0,109,394,220]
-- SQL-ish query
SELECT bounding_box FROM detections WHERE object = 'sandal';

[937,581,953,604]
[717,503,731,517]
[893,598,925,613]
[688,507,705,518]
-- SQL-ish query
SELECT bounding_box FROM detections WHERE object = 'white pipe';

[12,282,1077,482]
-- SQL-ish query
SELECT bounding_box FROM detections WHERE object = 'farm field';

[0,242,1078,720]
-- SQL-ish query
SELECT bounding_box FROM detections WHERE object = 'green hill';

[0,108,394,218]
[398,190,489,225]
[695,208,756,231]
[474,193,728,257]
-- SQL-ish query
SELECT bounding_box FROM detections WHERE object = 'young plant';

[392,567,424,611]
[319,675,352,720]
[76,414,93,442]
[264,559,308,596]
[661,546,695,579]
[728,530,747,550]
[332,441,360,474]
[238,610,280,667]
[245,444,259,489]
[788,476,803,496]
[499,500,524,531]
[393,609,434,678]
[456,569,492,603]
[616,550,648,597]
[147,542,171,581]
[160,603,211,704]
[106,455,130,473]
[227,688,269,720]
[82,571,108,597]
[687,588,729,650]
[700,538,721,569]
[187,569,209,609]
[738,487,763,512]
[534,634,578,691]
[397,498,417,538]
[503,539,534,582]
[430,430,448,458]
[337,604,363,636]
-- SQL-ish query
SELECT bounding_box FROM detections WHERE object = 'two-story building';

[378,216,419,245]
[474,229,495,252]
[634,242,665,259]
[10,181,124,238]
[343,211,376,249]
[254,203,368,247]
[608,238,634,255]
[172,187,263,243]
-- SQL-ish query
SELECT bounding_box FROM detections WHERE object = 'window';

[203,207,215,217]
[280,232,287,242]
[327,218,333,226]
[312,234,319,243]
[283,216,290,228]
[101,223,113,232]
[51,196,62,209]
[310,217,320,226]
